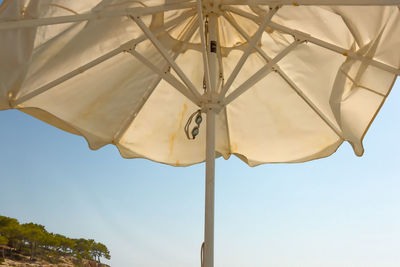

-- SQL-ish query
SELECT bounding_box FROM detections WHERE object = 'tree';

[0,216,18,230]
[42,232,59,251]
[0,236,8,259]
[20,223,46,260]
[93,242,110,262]
[52,234,74,254]
[0,216,22,255]
[0,214,111,264]
[73,238,92,260]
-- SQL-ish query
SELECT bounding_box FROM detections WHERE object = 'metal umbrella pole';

[204,106,216,267]
[203,11,219,267]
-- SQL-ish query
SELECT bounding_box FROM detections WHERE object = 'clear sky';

[1,1,400,267]
[1,86,400,267]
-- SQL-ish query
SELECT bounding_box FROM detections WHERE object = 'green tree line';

[0,215,110,264]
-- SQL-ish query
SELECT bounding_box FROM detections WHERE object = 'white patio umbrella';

[1,0,400,266]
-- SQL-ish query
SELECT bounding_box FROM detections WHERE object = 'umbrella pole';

[204,107,216,267]
[203,12,218,267]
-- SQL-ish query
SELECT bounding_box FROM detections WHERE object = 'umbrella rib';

[277,69,344,138]
[224,40,300,105]
[339,69,387,97]
[223,12,344,138]
[216,30,225,93]
[268,22,400,75]
[223,6,400,76]
[221,6,259,22]
[113,16,200,143]
[214,16,231,155]
[0,2,196,30]
[133,16,203,102]
[196,0,212,93]
[13,47,125,106]
[113,52,183,144]
[12,11,195,106]
[219,6,279,100]
[128,50,200,106]
[347,29,386,95]
[223,106,234,156]
[221,0,400,6]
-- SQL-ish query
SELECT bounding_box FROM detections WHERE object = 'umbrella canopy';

[1,0,399,166]
[1,1,400,266]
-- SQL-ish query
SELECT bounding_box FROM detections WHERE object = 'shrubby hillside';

[0,215,110,266]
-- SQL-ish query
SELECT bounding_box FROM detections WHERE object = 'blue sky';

[1,1,400,266]
[1,82,400,267]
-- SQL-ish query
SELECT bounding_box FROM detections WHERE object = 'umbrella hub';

[200,92,223,113]
[201,0,222,15]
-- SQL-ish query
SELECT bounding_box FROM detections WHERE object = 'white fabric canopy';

[0,0,399,167]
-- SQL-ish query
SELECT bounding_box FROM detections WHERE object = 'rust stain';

[175,160,180,166]
[169,133,176,156]
[80,89,115,120]
[169,104,188,157]
[316,135,334,149]
[178,104,188,129]
[230,142,238,153]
